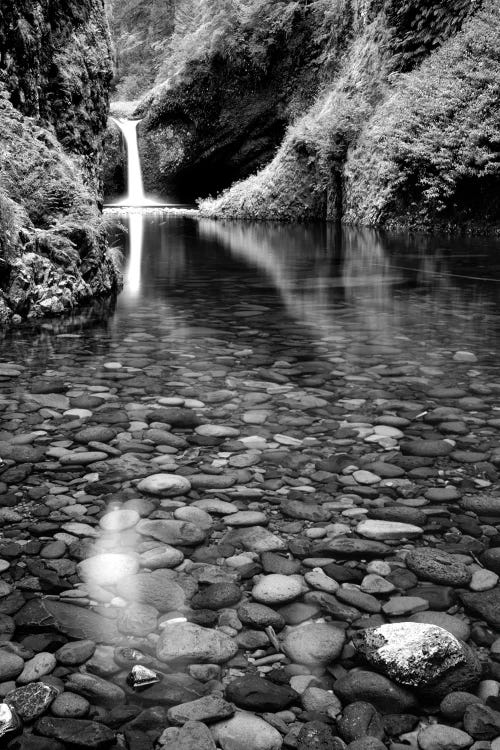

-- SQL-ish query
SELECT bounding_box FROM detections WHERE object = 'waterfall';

[112,118,156,207]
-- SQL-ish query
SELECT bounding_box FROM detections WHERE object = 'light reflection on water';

[4,214,500,374]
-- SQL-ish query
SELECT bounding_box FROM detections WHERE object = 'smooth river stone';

[252,574,302,604]
[211,711,283,750]
[77,553,140,586]
[157,622,238,664]
[34,717,116,748]
[60,451,108,465]
[356,520,423,541]
[15,599,120,643]
[116,570,185,611]
[99,509,139,531]
[17,652,56,684]
[353,623,481,697]
[167,695,235,725]
[222,511,267,526]
[137,519,206,546]
[195,425,240,438]
[137,473,192,497]
[334,670,418,714]
[223,526,286,553]
[460,496,500,517]
[193,499,238,514]
[460,589,500,629]
[418,725,473,750]
[139,545,184,569]
[282,623,346,666]
[401,439,454,457]
[312,537,391,558]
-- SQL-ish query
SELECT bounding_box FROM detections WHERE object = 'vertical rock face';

[0,0,120,322]
[0,0,112,187]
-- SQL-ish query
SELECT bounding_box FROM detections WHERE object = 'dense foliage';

[344,2,500,231]
[192,0,498,231]
[106,0,175,99]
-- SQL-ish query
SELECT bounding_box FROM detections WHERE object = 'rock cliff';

[0,0,120,322]
[133,0,499,233]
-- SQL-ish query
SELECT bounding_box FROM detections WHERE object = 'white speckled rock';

[211,711,283,750]
[137,474,191,497]
[77,553,139,586]
[157,622,238,664]
[356,519,423,540]
[252,574,302,604]
[417,724,473,750]
[282,623,346,666]
[353,623,481,697]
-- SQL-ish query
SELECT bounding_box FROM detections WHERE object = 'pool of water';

[6,213,500,382]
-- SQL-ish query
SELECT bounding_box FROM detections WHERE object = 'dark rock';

[14,600,120,643]
[333,670,418,714]
[125,673,207,708]
[407,585,457,610]
[440,692,484,721]
[237,602,285,631]
[460,588,500,629]
[463,703,500,740]
[296,720,344,750]
[191,582,242,610]
[34,717,116,749]
[225,674,299,711]
[337,702,384,743]
[382,714,418,736]
[312,538,391,558]
[261,551,301,575]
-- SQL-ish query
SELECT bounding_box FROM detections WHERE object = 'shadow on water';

[4,213,500,377]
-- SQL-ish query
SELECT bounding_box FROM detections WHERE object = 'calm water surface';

[5,213,500,386]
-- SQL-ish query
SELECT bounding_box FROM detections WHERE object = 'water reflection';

[5,214,500,376]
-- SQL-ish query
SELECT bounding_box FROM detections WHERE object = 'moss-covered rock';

[0,0,120,321]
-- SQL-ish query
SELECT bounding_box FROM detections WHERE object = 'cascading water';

[112,118,157,207]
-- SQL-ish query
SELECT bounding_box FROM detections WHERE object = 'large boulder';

[352,623,481,698]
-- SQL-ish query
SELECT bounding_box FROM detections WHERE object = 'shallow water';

[6,213,500,382]
[3,214,500,732]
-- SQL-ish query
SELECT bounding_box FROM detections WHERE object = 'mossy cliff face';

[136,0,498,232]
[0,0,120,322]
[136,1,356,201]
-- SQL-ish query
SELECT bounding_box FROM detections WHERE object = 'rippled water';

[5,213,500,382]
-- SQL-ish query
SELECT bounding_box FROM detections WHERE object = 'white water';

[112,118,157,207]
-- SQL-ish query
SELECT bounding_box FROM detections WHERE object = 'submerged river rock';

[2,217,500,748]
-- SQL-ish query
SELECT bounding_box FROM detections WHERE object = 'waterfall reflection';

[123,211,144,300]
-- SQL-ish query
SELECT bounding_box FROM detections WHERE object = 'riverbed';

[2,214,500,746]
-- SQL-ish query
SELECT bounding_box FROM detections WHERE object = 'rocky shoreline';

[1,345,500,749]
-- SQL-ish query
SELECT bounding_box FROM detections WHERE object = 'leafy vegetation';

[193,0,499,231]
[106,0,175,99]
[344,1,500,231]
